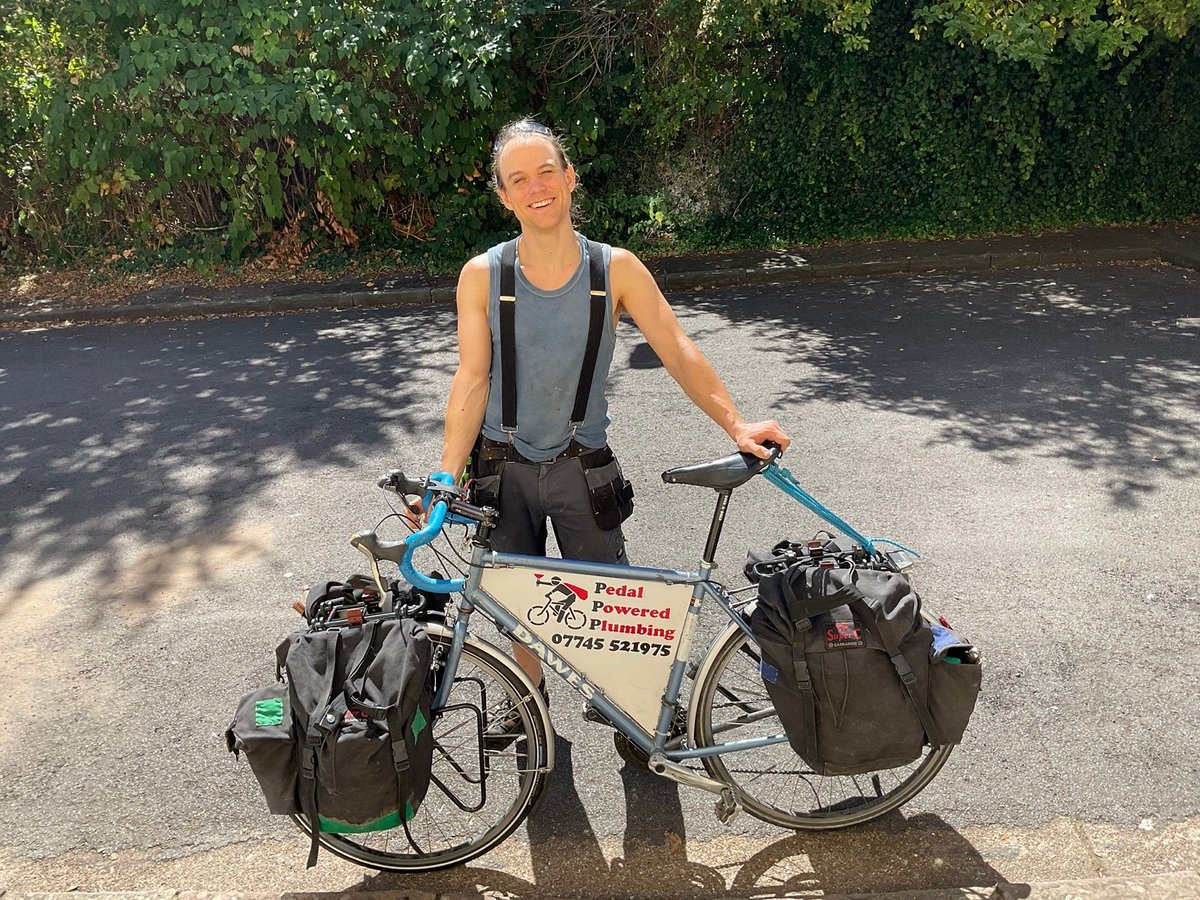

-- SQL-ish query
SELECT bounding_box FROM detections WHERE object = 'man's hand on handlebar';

[733,420,790,460]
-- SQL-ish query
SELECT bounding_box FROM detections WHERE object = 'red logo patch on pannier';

[825,620,864,650]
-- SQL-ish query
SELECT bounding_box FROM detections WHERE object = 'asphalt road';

[1,263,1198,895]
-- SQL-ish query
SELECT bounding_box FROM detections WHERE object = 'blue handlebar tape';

[401,472,466,594]
[762,463,877,555]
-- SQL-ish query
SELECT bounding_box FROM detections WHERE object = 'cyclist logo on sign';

[528,575,588,630]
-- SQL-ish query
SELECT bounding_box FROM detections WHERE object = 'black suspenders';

[497,238,608,441]
[498,240,519,437]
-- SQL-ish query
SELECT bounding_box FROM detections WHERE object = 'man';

[438,119,790,691]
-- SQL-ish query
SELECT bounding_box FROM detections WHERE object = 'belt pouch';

[469,444,504,511]
[583,454,634,531]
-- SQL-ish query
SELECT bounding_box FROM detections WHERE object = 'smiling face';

[494,134,577,233]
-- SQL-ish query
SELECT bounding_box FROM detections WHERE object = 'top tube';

[398,458,901,596]
[761,463,877,555]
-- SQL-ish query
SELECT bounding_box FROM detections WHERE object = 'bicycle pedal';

[714,789,741,827]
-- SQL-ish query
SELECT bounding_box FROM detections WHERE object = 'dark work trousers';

[477,454,628,564]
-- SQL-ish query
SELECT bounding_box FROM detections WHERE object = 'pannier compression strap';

[782,566,852,625]
[846,594,944,747]
[790,650,820,765]
[300,630,342,868]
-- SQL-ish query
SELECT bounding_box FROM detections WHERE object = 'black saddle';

[661,450,775,491]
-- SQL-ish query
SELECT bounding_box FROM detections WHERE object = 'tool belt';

[476,435,611,468]
[471,437,634,531]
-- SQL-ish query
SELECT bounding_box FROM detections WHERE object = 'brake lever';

[422,474,462,497]
[419,475,458,505]
[379,469,426,496]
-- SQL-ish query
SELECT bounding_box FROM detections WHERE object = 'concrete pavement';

[1,222,1196,328]
[3,869,1200,898]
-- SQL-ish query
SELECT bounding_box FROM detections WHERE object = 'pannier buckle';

[890,653,917,684]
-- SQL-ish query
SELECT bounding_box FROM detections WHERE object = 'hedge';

[1,0,1197,269]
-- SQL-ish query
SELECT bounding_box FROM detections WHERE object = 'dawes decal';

[510,623,596,700]
[479,563,697,733]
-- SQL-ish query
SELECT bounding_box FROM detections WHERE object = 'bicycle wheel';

[528,604,550,626]
[563,606,588,630]
[294,623,553,871]
[690,622,954,830]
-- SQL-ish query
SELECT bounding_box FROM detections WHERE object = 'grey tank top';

[481,233,615,462]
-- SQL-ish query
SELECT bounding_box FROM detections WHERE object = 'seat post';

[702,489,733,567]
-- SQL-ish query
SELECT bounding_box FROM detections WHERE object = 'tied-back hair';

[488,117,586,226]
[488,118,573,192]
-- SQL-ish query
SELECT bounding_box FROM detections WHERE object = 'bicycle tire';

[527,605,550,627]
[689,621,953,830]
[563,607,588,630]
[293,623,554,871]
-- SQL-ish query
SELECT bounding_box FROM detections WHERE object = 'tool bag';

[227,582,435,867]
[749,559,981,776]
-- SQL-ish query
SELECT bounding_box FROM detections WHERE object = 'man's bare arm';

[611,248,790,458]
[439,255,492,479]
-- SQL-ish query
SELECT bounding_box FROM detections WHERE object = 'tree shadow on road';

[673,264,1199,510]
[0,306,458,622]
[3,264,1194,622]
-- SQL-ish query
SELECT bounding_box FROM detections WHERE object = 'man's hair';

[488,118,573,192]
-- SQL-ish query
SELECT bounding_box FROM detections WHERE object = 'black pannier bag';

[749,557,981,776]
[227,581,435,867]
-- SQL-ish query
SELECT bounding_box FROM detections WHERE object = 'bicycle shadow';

[523,740,726,896]
[725,813,1017,897]
[357,735,1008,897]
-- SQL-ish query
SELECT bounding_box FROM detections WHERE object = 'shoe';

[484,678,548,751]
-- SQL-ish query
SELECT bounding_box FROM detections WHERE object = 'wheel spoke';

[693,626,953,829]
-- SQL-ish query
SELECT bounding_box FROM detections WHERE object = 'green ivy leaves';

[1,0,1197,268]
